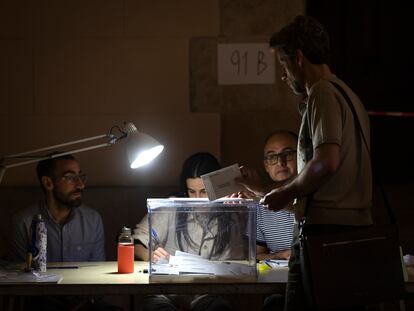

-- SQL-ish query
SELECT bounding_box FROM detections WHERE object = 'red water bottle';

[117,226,134,273]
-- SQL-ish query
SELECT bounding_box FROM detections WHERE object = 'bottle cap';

[121,226,131,234]
[34,214,42,221]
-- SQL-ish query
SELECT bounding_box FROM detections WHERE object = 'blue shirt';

[256,206,294,253]
[11,199,105,262]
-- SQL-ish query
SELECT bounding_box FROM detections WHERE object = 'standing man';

[239,15,372,311]
[11,153,105,262]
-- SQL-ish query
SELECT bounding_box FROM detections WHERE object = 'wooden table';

[0,261,287,311]
[0,261,287,296]
[2,262,412,311]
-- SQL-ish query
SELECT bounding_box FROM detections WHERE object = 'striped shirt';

[256,206,295,253]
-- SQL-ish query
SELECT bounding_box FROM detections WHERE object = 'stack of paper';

[0,269,63,284]
[151,251,254,276]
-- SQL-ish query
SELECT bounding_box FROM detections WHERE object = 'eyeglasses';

[60,173,88,184]
[264,150,296,165]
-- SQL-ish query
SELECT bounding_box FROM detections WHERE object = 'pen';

[263,261,273,268]
[264,259,289,268]
[151,228,161,247]
[48,266,79,269]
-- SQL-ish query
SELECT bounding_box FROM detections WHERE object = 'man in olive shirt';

[238,16,372,311]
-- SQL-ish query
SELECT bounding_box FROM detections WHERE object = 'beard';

[53,189,83,208]
[286,70,306,95]
[289,79,306,95]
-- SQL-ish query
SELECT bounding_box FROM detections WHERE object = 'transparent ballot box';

[147,198,258,282]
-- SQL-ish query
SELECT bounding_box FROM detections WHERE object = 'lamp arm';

[3,142,113,170]
[0,132,124,184]
[0,121,147,184]
[3,134,111,159]
[0,166,5,184]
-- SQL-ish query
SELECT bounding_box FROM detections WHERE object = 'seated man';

[9,153,114,311]
[10,153,105,262]
[236,130,297,311]
[237,130,296,260]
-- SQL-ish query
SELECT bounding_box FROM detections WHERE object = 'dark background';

[307,0,414,183]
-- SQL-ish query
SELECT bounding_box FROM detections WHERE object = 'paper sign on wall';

[217,43,275,85]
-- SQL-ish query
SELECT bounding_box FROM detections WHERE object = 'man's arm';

[237,167,292,199]
[10,214,30,261]
[237,167,269,197]
[134,243,170,262]
[263,143,340,211]
[133,214,150,260]
[256,244,270,260]
[134,243,149,261]
[257,244,291,260]
[91,214,106,261]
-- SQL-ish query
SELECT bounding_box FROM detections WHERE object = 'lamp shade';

[126,131,164,169]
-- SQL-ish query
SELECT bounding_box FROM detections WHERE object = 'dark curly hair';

[269,15,330,64]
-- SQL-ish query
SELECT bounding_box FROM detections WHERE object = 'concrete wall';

[0,0,306,260]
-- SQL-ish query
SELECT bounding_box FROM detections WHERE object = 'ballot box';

[147,198,258,282]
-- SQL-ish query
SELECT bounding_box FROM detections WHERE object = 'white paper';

[404,254,414,266]
[151,264,180,275]
[264,259,289,268]
[201,164,244,200]
[151,251,254,276]
[0,270,63,283]
[169,251,209,265]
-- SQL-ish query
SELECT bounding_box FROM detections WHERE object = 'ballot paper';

[201,164,244,200]
[151,251,254,276]
[263,259,289,268]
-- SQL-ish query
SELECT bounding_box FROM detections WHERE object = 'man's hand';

[236,166,266,197]
[152,247,170,262]
[273,249,291,260]
[257,245,291,260]
[260,186,295,211]
[228,190,258,199]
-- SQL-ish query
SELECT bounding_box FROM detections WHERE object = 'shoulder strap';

[330,81,370,152]
[329,81,397,224]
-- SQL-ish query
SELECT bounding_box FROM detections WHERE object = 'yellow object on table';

[258,261,270,273]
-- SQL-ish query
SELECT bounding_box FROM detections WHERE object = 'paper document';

[201,164,244,200]
[151,251,254,276]
[0,270,63,284]
[264,259,289,268]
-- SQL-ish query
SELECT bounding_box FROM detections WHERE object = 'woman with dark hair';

[177,152,220,197]
[174,152,235,260]
[133,152,236,311]
[134,152,243,262]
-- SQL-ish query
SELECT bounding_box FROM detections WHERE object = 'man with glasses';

[10,153,105,262]
[236,130,297,260]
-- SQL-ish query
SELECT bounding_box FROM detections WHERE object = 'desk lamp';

[0,121,164,183]
[0,122,163,272]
